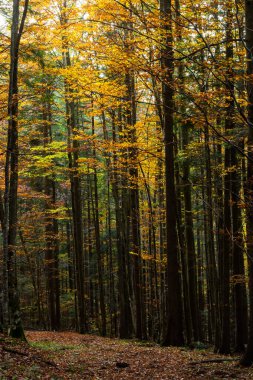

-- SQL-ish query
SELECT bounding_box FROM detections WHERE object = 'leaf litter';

[1,331,253,379]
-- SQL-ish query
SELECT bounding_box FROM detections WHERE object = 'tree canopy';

[1,0,253,367]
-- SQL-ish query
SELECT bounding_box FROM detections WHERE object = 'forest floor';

[1,331,253,379]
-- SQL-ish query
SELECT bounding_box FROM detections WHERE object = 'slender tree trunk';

[62,46,86,333]
[204,122,220,347]
[229,5,248,354]
[175,167,193,345]
[2,0,28,339]
[91,109,106,336]
[240,0,253,366]
[43,101,61,331]
[125,72,144,340]
[160,0,184,346]
[196,206,205,342]
[218,4,234,354]
[175,0,200,344]
[107,177,117,336]
[232,148,248,351]
[111,109,133,338]
[182,123,200,342]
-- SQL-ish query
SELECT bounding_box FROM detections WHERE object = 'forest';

[1,0,253,377]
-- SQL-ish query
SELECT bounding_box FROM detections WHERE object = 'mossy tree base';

[9,324,26,342]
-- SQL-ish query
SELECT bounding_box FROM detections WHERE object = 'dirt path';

[1,331,253,379]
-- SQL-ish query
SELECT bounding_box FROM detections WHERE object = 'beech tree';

[1,0,253,365]
[240,0,253,366]
[1,0,29,339]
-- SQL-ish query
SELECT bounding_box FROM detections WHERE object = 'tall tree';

[218,1,233,354]
[61,3,87,332]
[2,0,29,339]
[240,0,253,366]
[160,0,184,346]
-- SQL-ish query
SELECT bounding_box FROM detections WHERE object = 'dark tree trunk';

[125,72,144,340]
[44,182,61,331]
[2,0,29,339]
[111,109,133,338]
[91,110,107,336]
[62,42,87,333]
[182,123,200,343]
[218,6,234,353]
[240,0,253,366]
[43,100,61,331]
[204,122,220,347]
[231,149,248,352]
[175,167,193,346]
[160,0,184,346]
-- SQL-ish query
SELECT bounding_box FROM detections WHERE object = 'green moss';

[30,340,76,351]
[9,324,27,342]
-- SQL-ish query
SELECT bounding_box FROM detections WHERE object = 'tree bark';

[240,0,253,366]
[160,0,184,346]
[2,0,29,339]
[62,44,87,333]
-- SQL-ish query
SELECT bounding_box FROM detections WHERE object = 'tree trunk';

[231,146,248,352]
[182,123,200,343]
[125,72,144,340]
[62,44,87,333]
[2,0,29,339]
[160,0,184,346]
[240,0,253,366]
[91,109,107,336]
[111,109,133,338]
[218,4,234,354]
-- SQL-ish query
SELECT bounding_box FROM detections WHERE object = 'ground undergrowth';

[1,331,253,379]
